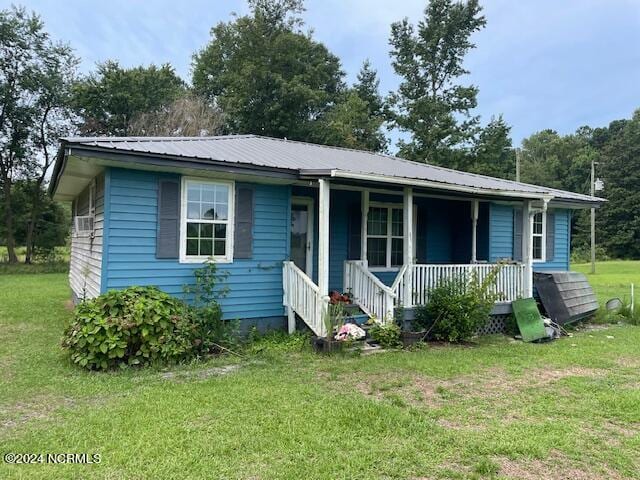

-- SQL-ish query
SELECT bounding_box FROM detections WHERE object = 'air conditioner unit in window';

[74,215,94,235]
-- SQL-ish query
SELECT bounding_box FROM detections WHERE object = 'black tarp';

[534,271,599,325]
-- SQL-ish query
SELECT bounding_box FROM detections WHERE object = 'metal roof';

[58,134,604,205]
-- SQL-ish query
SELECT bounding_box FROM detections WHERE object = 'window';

[366,205,404,269]
[180,178,234,263]
[531,211,545,261]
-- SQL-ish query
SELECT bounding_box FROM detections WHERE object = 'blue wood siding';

[489,203,514,261]
[536,209,571,271]
[489,202,571,271]
[104,167,290,320]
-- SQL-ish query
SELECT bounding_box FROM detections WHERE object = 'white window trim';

[179,176,235,264]
[73,180,96,238]
[531,210,546,263]
[365,201,417,272]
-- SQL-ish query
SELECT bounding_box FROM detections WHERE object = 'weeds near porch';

[414,267,501,342]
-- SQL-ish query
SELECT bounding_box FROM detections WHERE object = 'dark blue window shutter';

[156,179,180,259]
[546,211,555,261]
[513,208,523,262]
[347,202,361,260]
[234,187,253,259]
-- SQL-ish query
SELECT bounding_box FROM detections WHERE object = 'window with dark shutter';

[234,187,254,259]
[546,211,555,261]
[157,179,180,259]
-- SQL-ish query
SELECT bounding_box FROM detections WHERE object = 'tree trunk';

[24,209,37,264]
[24,182,42,264]
[2,181,18,264]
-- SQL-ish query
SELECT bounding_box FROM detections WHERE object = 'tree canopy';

[317,61,387,151]
[0,5,77,263]
[388,0,486,165]
[72,61,185,136]
[192,0,344,142]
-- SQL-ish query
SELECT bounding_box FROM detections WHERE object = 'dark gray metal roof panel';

[61,135,604,204]
[534,271,599,324]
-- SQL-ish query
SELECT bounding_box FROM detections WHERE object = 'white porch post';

[360,190,369,263]
[522,199,533,297]
[471,199,479,263]
[318,179,331,335]
[403,187,414,307]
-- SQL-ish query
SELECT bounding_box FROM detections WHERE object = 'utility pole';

[515,148,521,182]
[590,157,596,274]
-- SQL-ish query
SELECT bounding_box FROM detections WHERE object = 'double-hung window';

[366,205,404,269]
[531,211,545,262]
[180,178,234,263]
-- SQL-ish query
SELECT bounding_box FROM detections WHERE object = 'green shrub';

[62,286,196,370]
[570,245,609,264]
[414,267,501,342]
[369,323,401,348]
[182,261,237,352]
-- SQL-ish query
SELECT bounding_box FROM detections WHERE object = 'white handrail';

[344,260,396,323]
[283,261,326,336]
[391,263,408,307]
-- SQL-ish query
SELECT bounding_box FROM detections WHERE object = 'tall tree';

[73,61,185,136]
[388,0,486,165]
[470,116,515,179]
[318,61,387,151]
[598,110,640,258]
[520,129,592,193]
[0,180,68,259]
[0,6,77,263]
[192,0,344,142]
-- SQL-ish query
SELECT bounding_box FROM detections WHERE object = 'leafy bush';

[369,323,401,348]
[62,287,196,370]
[570,245,609,264]
[414,267,501,342]
[183,261,237,352]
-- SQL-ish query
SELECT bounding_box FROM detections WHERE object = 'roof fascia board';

[326,169,547,201]
[68,146,300,180]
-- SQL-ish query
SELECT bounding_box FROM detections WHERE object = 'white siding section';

[69,174,104,300]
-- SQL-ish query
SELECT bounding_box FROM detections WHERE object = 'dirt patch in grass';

[495,450,624,480]
[334,366,608,410]
[615,356,640,368]
[160,364,241,381]
[0,395,77,431]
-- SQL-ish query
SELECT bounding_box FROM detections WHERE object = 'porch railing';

[283,261,326,336]
[344,260,396,323]
[395,263,525,308]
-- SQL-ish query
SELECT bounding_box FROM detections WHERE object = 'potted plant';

[312,303,347,353]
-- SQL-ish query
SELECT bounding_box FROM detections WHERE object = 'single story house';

[50,135,604,336]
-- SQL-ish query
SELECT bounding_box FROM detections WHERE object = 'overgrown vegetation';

[61,287,196,370]
[62,262,235,370]
[414,268,501,342]
[369,323,402,348]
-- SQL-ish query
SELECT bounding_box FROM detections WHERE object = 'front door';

[290,197,314,276]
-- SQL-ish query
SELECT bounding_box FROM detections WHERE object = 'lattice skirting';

[476,314,512,336]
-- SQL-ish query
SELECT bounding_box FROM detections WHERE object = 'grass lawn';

[1,272,640,479]
[573,260,640,305]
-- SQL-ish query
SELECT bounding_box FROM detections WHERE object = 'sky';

[8,0,640,147]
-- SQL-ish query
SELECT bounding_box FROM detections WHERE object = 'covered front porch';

[283,179,539,336]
